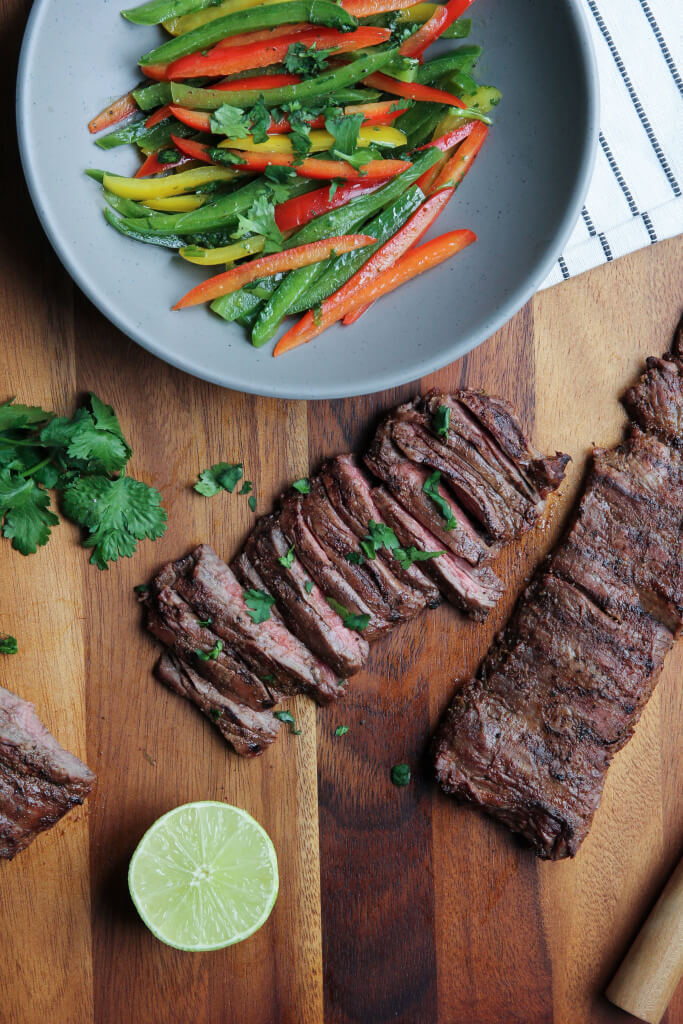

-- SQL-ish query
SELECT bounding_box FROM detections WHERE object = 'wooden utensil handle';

[606,857,683,1024]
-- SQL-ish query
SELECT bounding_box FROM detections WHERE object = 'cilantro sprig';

[0,633,17,655]
[422,470,458,531]
[284,41,334,78]
[274,709,302,735]
[345,519,443,571]
[0,394,166,568]
[244,588,275,624]
[325,596,370,633]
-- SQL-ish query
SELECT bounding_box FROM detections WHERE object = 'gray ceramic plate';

[17,0,598,399]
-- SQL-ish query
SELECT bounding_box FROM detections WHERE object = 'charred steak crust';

[622,326,683,447]
[435,338,682,860]
[0,686,95,859]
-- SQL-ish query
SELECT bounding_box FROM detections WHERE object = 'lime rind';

[128,801,279,951]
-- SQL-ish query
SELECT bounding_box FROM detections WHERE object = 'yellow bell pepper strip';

[88,91,138,134]
[222,124,406,155]
[103,165,240,200]
[400,0,475,58]
[275,227,475,354]
[179,236,266,265]
[173,133,411,181]
[166,26,391,80]
[273,188,453,348]
[363,73,466,109]
[164,0,297,36]
[142,195,207,212]
[428,120,487,192]
[173,234,377,307]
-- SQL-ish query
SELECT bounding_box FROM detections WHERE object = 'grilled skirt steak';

[622,323,683,447]
[155,653,279,757]
[0,686,95,859]
[435,333,682,859]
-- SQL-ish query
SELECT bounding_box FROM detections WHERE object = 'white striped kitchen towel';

[541,0,682,289]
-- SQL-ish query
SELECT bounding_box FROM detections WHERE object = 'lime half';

[128,802,278,951]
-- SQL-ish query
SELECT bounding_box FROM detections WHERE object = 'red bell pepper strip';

[274,227,475,355]
[171,135,411,182]
[414,121,475,154]
[214,73,301,92]
[135,149,195,178]
[343,0,422,15]
[174,234,377,308]
[363,73,466,110]
[142,64,169,81]
[88,91,138,134]
[400,0,475,58]
[167,26,391,80]
[212,23,311,50]
[275,181,382,231]
[169,99,405,135]
[145,104,174,129]
[428,120,488,192]
[274,189,453,345]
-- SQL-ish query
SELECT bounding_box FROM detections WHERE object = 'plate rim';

[16,0,599,401]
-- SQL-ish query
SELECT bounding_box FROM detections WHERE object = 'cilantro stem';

[0,435,45,447]
[20,455,53,479]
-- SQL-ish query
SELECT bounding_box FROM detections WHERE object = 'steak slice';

[622,325,683,446]
[147,588,275,710]
[245,514,368,677]
[320,454,440,606]
[169,545,341,705]
[455,390,570,498]
[364,420,491,565]
[0,686,95,859]
[155,653,279,757]
[372,486,503,618]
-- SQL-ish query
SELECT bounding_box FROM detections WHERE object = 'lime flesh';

[128,801,278,951]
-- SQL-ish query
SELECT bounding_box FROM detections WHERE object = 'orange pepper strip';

[171,134,411,182]
[169,100,406,135]
[145,104,174,128]
[167,26,391,79]
[214,72,301,91]
[88,91,138,134]
[135,150,195,178]
[174,235,377,309]
[400,0,475,58]
[363,73,466,109]
[427,120,488,192]
[274,190,458,352]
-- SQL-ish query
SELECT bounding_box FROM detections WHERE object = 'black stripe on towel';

[587,0,681,197]
[642,211,658,244]
[637,0,683,96]
[581,207,597,237]
[598,232,614,262]
[558,255,570,280]
[599,131,639,216]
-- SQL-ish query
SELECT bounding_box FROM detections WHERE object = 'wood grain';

[1,3,682,1019]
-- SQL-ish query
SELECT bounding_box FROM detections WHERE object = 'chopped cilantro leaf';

[284,41,333,78]
[391,763,411,787]
[248,495,257,512]
[244,588,275,624]
[304,579,314,594]
[432,404,451,437]
[0,470,59,554]
[325,596,370,633]
[240,480,253,495]
[209,103,250,139]
[422,470,458,530]
[334,725,349,736]
[209,708,223,720]
[274,709,302,734]
[292,477,310,494]
[264,165,297,184]
[158,148,180,164]
[0,634,17,655]
[195,639,224,662]
[325,111,364,155]
[207,147,247,166]
[279,544,295,568]
[194,462,243,496]
[134,584,149,595]
[331,148,373,171]
[328,180,340,202]
[345,550,363,565]
[394,546,445,570]
[233,194,284,253]
[197,617,212,627]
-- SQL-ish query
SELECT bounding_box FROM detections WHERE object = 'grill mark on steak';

[364,420,491,565]
[622,324,683,447]
[155,653,279,757]
[0,686,95,859]
[320,455,441,607]
[372,486,503,619]
[455,390,570,498]
[245,514,368,677]
[147,588,275,710]
[435,339,682,860]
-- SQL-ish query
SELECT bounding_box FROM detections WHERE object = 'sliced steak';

[155,653,279,757]
[0,686,95,859]
[147,588,275,710]
[320,454,441,606]
[372,486,503,618]
[245,514,368,678]
[455,390,569,498]
[364,420,490,565]
[622,326,683,446]
[171,544,341,704]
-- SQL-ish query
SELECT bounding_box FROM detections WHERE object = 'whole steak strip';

[173,544,341,705]
[622,323,683,446]
[155,653,279,757]
[435,337,682,859]
[372,486,503,618]
[320,455,441,606]
[0,686,95,859]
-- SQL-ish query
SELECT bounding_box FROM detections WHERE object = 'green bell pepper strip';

[416,46,482,84]
[96,117,196,154]
[442,17,471,38]
[250,145,441,347]
[123,0,216,26]
[211,277,285,324]
[133,82,174,111]
[289,185,422,313]
[169,47,397,110]
[103,208,187,248]
[394,100,441,149]
[103,190,148,219]
[139,1,358,66]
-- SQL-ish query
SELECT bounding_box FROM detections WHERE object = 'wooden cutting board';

[1,16,682,1024]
